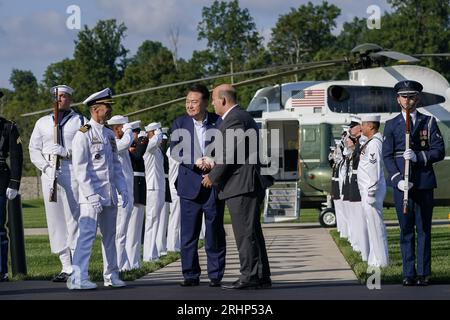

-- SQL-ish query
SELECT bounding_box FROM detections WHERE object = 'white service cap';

[145,122,161,132]
[51,85,74,96]
[107,115,128,125]
[83,88,114,106]
[361,114,381,122]
[138,130,147,138]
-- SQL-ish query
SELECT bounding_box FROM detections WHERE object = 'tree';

[43,58,76,91]
[197,0,263,74]
[72,19,128,101]
[268,2,341,66]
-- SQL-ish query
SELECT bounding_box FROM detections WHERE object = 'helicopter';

[20,43,450,227]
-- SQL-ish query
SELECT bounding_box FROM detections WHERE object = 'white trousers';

[333,199,348,238]
[348,201,369,261]
[342,200,354,247]
[143,189,165,261]
[71,204,119,282]
[116,194,134,270]
[166,188,181,252]
[361,193,389,268]
[41,168,79,272]
[125,204,145,270]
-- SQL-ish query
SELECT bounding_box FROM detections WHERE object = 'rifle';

[403,104,411,214]
[49,88,60,202]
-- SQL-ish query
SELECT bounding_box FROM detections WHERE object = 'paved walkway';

[2,225,450,300]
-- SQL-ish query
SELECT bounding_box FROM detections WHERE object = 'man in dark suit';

[383,80,445,286]
[202,84,271,289]
[170,84,226,287]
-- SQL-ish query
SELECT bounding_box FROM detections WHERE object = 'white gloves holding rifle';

[403,149,417,162]
[43,143,69,158]
[398,180,413,191]
[6,188,18,200]
[87,194,103,215]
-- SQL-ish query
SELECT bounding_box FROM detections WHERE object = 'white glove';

[367,196,376,205]
[397,180,413,191]
[122,123,133,133]
[120,191,128,208]
[87,194,103,215]
[403,149,417,162]
[43,144,68,157]
[42,165,59,180]
[6,188,18,200]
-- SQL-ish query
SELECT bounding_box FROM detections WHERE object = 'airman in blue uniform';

[382,80,445,286]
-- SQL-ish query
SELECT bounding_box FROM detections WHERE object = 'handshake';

[195,156,215,173]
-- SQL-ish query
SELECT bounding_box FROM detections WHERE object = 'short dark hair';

[188,84,210,101]
[372,121,380,130]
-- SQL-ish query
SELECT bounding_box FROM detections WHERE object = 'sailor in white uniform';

[142,122,165,261]
[166,145,181,252]
[106,115,136,271]
[29,85,87,282]
[67,88,128,290]
[358,114,389,268]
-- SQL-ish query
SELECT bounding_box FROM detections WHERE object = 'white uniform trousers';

[348,201,369,261]
[157,202,169,256]
[361,193,389,268]
[342,200,355,248]
[72,204,119,282]
[333,199,348,238]
[116,195,133,271]
[143,189,165,261]
[125,204,145,270]
[166,188,181,252]
[41,168,79,273]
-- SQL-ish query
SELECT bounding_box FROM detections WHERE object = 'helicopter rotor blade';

[371,51,420,63]
[124,62,341,117]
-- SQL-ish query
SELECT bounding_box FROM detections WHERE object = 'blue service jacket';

[170,112,222,200]
[382,111,445,190]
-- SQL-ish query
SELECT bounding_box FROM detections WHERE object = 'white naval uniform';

[357,132,389,267]
[143,135,165,261]
[71,119,127,282]
[29,110,87,274]
[114,129,134,271]
[166,147,180,252]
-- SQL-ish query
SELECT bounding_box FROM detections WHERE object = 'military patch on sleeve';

[17,136,22,144]
[369,153,377,164]
[110,136,117,153]
[79,124,91,133]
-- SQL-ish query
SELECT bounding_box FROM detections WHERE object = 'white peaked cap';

[350,115,362,124]
[145,122,161,132]
[361,114,381,122]
[51,85,74,95]
[107,115,128,125]
[129,120,141,130]
[83,88,113,106]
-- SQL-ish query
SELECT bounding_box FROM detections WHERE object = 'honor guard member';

[166,144,181,252]
[157,131,171,256]
[358,114,389,268]
[68,88,128,290]
[29,85,86,282]
[106,115,135,271]
[330,137,347,238]
[0,91,23,282]
[383,80,445,286]
[142,122,165,261]
[126,126,147,269]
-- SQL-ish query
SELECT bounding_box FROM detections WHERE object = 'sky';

[0,0,391,89]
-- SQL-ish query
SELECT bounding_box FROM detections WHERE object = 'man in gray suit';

[202,84,271,289]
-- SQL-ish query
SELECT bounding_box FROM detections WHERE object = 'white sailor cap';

[138,130,147,138]
[129,120,141,130]
[83,88,114,107]
[348,115,362,127]
[51,85,74,96]
[107,115,128,125]
[145,122,161,132]
[361,114,381,122]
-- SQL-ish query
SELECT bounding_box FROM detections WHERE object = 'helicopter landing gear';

[319,208,336,228]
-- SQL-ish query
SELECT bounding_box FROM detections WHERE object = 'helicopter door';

[266,121,299,181]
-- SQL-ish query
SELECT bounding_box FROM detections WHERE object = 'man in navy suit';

[383,80,445,286]
[170,84,226,287]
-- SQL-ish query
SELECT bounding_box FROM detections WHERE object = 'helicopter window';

[247,87,281,113]
[328,86,445,113]
[303,128,316,142]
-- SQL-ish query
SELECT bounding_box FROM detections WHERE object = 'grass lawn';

[331,226,450,284]
[22,199,450,228]
[9,235,180,282]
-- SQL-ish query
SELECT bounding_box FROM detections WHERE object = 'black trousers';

[226,190,270,282]
[0,167,10,275]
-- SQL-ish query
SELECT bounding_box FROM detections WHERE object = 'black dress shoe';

[0,273,8,282]
[222,279,260,290]
[416,276,429,286]
[259,278,272,288]
[179,278,200,287]
[402,277,415,286]
[209,279,222,287]
[52,272,71,283]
